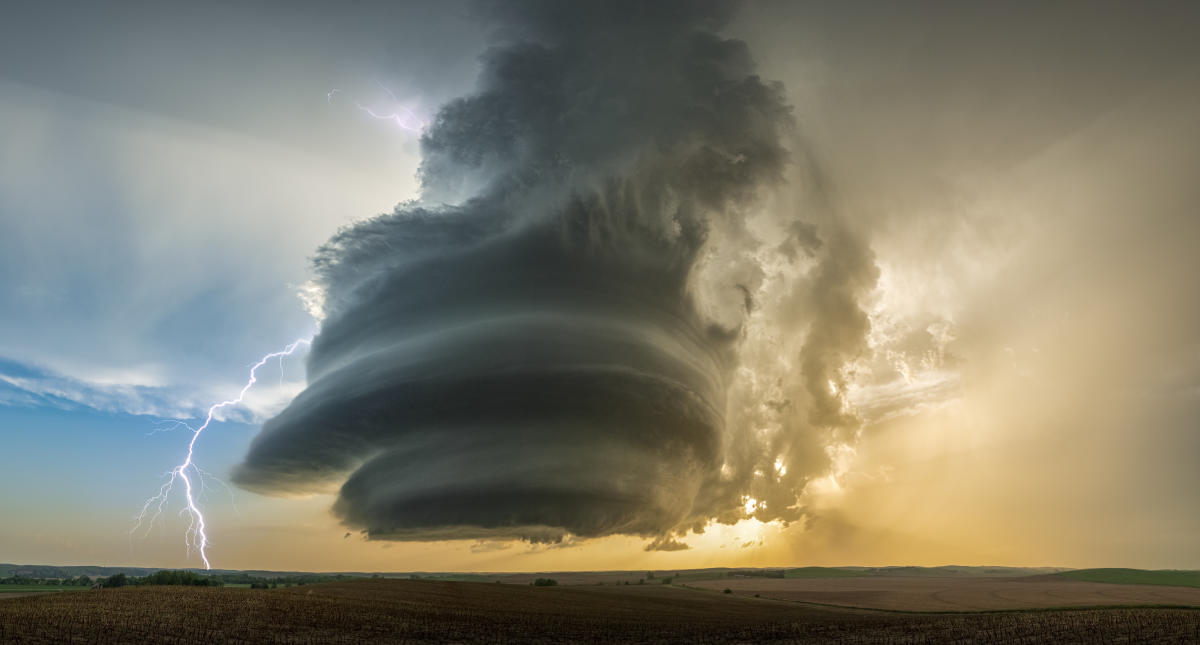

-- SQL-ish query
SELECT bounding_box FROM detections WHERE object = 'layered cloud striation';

[233,0,875,546]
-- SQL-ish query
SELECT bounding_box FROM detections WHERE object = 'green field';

[0,585,85,593]
[1054,569,1200,588]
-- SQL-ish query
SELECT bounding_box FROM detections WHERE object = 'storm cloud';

[233,0,876,546]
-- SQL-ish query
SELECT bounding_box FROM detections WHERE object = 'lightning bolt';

[354,102,427,132]
[328,81,427,133]
[133,337,312,570]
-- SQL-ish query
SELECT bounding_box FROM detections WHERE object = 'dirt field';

[0,579,1197,643]
[689,576,1200,611]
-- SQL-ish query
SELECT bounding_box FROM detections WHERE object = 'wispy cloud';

[0,355,305,424]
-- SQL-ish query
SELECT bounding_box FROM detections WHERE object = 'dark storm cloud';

[234,0,873,544]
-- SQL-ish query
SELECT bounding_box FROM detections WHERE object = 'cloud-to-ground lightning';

[133,338,311,570]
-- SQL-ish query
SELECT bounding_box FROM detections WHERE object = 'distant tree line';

[140,571,221,586]
[215,572,353,586]
[4,570,358,589]
[0,575,97,587]
[83,572,214,588]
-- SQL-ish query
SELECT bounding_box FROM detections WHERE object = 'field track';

[690,575,1200,612]
[0,579,1197,643]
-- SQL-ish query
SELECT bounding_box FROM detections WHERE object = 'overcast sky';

[1,1,1198,571]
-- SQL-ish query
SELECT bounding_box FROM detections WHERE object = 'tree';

[532,578,558,587]
[102,573,128,588]
[143,570,221,587]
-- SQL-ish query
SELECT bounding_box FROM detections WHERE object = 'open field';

[1052,568,1200,588]
[688,576,1200,612]
[0,579,1197,643]
[0,586,83,596]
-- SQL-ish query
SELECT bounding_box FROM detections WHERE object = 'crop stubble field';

[1,579,1198,643]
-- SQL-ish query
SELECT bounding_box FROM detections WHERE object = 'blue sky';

[0,1,482,568]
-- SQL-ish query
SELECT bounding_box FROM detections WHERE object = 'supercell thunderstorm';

[232,0,879,551]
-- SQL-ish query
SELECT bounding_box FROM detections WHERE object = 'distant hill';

[851,566,1072,578]
[0,564,377,580]
[7,563,1193,586]
[1,564,162,579]
[784,567,870,578]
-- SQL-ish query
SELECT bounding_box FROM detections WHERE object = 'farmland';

[0,586,84,593]
[688,575,1200,612]
[1051,568,1200,588]
[1,578,1198,643]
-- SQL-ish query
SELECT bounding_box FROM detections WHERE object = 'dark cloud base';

[235,199,735,542]
[233,0,875,547]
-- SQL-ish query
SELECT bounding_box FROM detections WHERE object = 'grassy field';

[1052,568,1200,588]
[0,579,1197,643]
[0,585,85,593]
